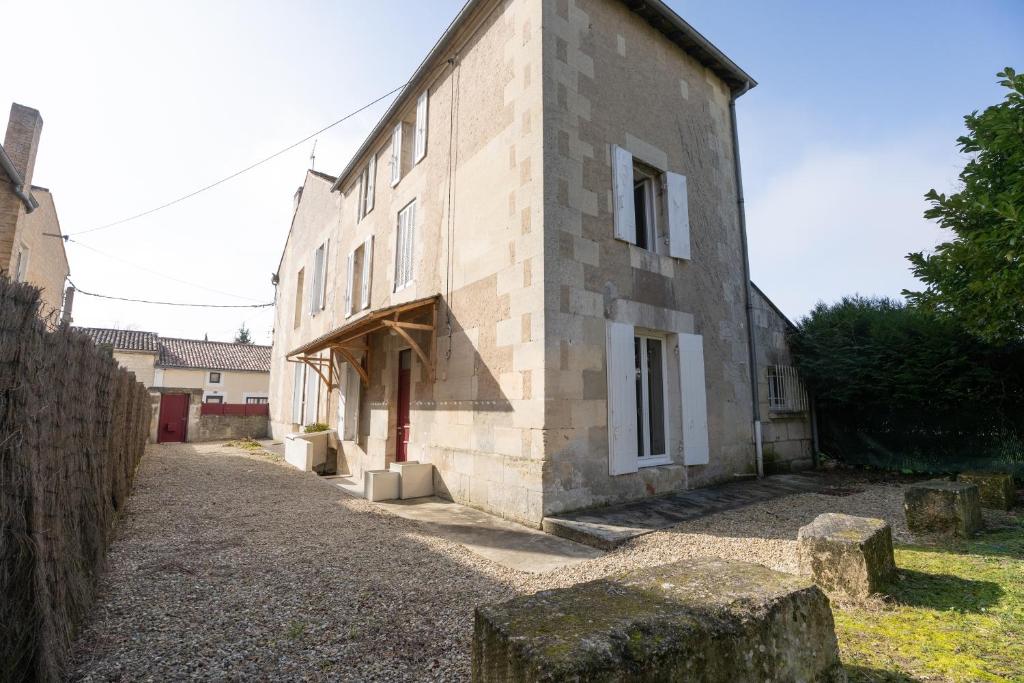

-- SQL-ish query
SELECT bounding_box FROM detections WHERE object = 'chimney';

[3,104,43,189]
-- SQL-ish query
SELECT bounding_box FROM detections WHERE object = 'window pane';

[634,337,644,456]
[633,182,648,249]
[646,338,665,456]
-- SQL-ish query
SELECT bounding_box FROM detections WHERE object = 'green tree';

[905,68,1024,342]
[234,324,252,344]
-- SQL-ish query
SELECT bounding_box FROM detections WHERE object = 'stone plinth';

[388,461,434,499]
[957,472,1017,511]
[905,480,983,537]
[363,470,400,502]
[798,513,896,599]
[472,558,846,682]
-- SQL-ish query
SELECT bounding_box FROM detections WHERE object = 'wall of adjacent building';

[538,0,757,516]
[17,190,69,318]
[160,368,270,404]
[0,104,43,273]
[270,0,548,525]
[113,350,157,387]
[751,286,815,473]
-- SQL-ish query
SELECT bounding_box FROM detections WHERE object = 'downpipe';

[729,81,764,478]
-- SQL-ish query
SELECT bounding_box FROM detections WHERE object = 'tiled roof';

[158,338,271,373]
[75,327,159,353]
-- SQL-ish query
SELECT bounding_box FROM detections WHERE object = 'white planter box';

[283,430,334,472]
[388,461,434,499]
[364,470,400,502]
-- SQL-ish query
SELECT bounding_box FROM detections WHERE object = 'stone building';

[0,103,70,318]
[270,0,812,527]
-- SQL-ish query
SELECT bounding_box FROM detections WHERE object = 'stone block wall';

[194,414,270,442]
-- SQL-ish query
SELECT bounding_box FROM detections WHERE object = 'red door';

[396,350,412,462]
[158,394,189,443]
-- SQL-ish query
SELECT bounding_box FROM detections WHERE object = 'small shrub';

[303,422,329,434]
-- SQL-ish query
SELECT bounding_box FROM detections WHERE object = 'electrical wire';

[69,82,409,238]
[69,281,273,309]
[66,237,266,302]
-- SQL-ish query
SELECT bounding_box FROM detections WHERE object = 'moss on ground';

[836,516,1024,682]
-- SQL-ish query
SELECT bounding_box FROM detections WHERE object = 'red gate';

[157,394,189,443]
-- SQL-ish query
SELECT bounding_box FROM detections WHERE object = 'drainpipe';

[729,82,764,478]
[0,147,39,213]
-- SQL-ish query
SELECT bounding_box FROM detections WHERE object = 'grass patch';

[836,516,1024,682]
[224,437,264,451]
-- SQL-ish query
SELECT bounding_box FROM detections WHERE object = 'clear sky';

[1,0,1021,342]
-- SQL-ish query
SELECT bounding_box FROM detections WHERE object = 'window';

[634,335,668,463]
[632,165,657,251]
[395,200,416,290]
[13,245,29,282]
[358,156,376,221]
[205,395,223,404]
[345,237,374,317]
[291,363,304,424]
[246,396,269,405]
[293,268,304,329]
[390,123,403,186]
[611,145,691,260]
[767,365,808,412]
[310,242,328,314]
[414,90,429,163]
[208,372,221,384]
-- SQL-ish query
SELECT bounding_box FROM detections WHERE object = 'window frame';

[245,396,269,405]
[634,332,671,467]
[208,371,222,384]
[632,163,660,253]
[293,268,305,329]
[205,394,224,405]
[394,200,416,291]
[414,90,429,163]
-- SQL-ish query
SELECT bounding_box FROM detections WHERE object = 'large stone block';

[957,471,1017,511]
[798,513,897,599]
[388,461,434,499]
[904,480,983,537]
[472,558,845,682]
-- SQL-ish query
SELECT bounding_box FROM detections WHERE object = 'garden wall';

[0,277,150,682]
[195,413,270,442]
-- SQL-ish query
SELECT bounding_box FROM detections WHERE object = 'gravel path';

[69,442,970,681]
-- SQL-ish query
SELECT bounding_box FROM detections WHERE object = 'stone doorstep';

[957,471,1018,511]
[798,513,897,599]
[473,557,846,682]
[542,473,828,550]
[904,479,984,537]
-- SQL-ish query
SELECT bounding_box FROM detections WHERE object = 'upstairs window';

[414,90,429,163]
[358,155,376,221]
[208,371,222,384]
[345,237,374,317]
[390,123,403,186]
[395,200,416,291]
[293,268,305,329]
[611,145,691,260]
[310,242,328,314]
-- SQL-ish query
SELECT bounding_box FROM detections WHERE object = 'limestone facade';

[270,0,812,526]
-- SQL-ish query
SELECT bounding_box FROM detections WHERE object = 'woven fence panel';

[0,277,150,682]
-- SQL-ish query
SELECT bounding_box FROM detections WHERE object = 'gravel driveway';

[71,442,920,681]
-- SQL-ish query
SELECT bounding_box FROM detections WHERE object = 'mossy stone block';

[798,513,897,599]
[904,480,983,537]
[472,558,846,682]
[957,472,1017,511]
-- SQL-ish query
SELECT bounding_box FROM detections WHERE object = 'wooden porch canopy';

[286,294,439,390]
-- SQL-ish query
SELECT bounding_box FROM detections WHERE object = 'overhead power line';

[66,238,265,302]
[70,281,274,309]
[69,82,409,238]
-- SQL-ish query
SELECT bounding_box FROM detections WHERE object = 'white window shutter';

[291,363,303,424]
[360,236,373,310]
[310,245,324,313]
[365,156,376,214]
[321,240,330,310]
[414,91,428,162]
[606,320,639,475]
[345,251,355,317]
[342,364,361,441]
[336,362,347,437]
[611,145,636,243]
[304,362,319,425]
[678,333,710,465]
[390,123,403,186]
[666,172,691,260]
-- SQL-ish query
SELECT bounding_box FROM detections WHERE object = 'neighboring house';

[270,0,813,527]
[76,327,272,443]
[0,103,71,319]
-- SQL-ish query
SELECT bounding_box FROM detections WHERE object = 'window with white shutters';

[358,156,376,221]
[610,144,691,260]
[310,243,326,314]
[344,252,355,317]
[395,200,416,290]
[390,123,403,186]
[360,236,373,309]
[291,363,304,424]
[414,91,428,163]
